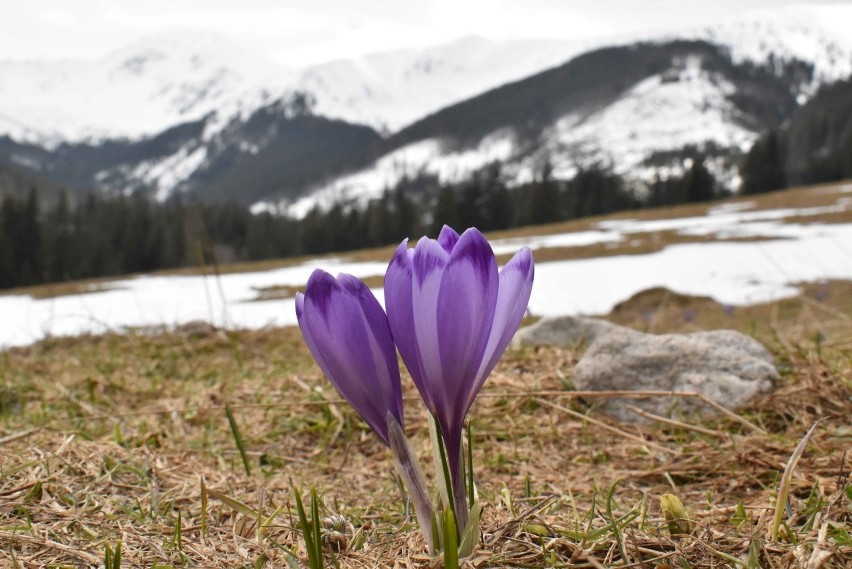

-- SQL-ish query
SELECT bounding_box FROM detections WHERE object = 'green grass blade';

[112,541,121,569]
[428,414,452,510]
[294,487,323,569]
[174,510,183,552]
[442,508,459,569]
[458,500,481,557]
[605,479,629,563]
[429,414,460,538]
[225,403,252,476]
[200,476,208,538]
[206,489,260,520]
[746,538,761,569]
[769,419,824,541]
[310,489,323,566]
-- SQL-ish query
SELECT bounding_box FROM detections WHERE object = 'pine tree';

[742,131,785,194]
[0,195,17,288]
[15,187,43,285]
[457,177,485,229]
[528,162,561,225]
[46,190,73,281]
[482,166,512,231]
[391,185,416,241]
[431,185,460,234]
[682,158,717,203]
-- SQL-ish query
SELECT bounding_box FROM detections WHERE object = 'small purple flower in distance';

[384,225,534,511]
[295,269,404,447]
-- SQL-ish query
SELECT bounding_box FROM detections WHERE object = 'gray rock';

[513,316,778,422]
[176,320,217,337]
[572,326,778,422]
[512,315,626,348]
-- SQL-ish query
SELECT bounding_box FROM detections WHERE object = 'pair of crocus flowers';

[295,226,534,546]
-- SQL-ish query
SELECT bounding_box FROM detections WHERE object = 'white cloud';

[0,1,847,66]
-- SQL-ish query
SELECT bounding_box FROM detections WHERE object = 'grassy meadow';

[1,183,851,568]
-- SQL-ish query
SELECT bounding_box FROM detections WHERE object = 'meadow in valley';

[0,182,851,568]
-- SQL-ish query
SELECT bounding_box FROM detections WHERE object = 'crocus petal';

[437,225,460,253]
[297,269,402,445]
[385,240,428,400]
[435,228,498,419]
[409,236,451,412]
[338,273,405,425]
[434,228,499,483]
[470,247,534,409]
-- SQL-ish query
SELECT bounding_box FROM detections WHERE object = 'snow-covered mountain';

[0,31,594,202]
[0,33,588,145]
[300,35,594,134]
[274,9,852,216]
[0,33,295,146]
[1,5,851,210]
[282,53,759,217]
[685,6,852,88]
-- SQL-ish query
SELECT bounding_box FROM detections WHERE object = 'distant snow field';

[2,199,852,348]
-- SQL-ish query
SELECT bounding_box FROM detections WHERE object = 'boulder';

[515,316,778,422]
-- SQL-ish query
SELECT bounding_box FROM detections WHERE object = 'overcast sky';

[2,1,850,66]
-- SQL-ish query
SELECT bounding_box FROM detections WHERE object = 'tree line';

[740,77,852,195]
[0,159,722,290]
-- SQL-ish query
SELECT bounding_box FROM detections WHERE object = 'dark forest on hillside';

[0,159,721,290]
[741,78,852,195]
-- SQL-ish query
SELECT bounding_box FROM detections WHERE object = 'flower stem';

[388,414,435,553]
[429,414,468,533]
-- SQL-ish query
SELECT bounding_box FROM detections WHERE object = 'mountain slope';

[282,38,825,215]
[0,99,381,205]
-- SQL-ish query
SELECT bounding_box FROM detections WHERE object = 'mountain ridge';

[1,8,851,209]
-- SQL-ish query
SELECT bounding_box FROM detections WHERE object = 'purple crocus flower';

[385,225,534,516]
[295,269,404,447]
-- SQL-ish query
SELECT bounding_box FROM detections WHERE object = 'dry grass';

[1,290,850,567]
[2,279,123,300]
[249,276,387,303]
[496,232,777,265]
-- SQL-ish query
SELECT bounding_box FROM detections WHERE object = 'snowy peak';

[682,6,852,87]
[0,32,294,145]
[297,35,591,133]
